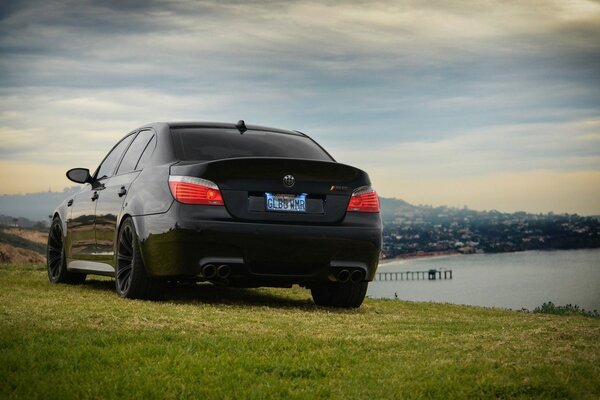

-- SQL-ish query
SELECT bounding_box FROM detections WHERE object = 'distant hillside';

[0,227,46,264]
[1,190,598,259]
[380,198,600,257]
[0,188,593,224]
[0,187,79,224]
[0,215,49,229]
[379,197,418,219]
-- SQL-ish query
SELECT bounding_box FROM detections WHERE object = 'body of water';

[367,249,600,311]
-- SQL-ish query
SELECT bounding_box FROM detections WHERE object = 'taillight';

[168,176,224,206]
[346,186,380,213]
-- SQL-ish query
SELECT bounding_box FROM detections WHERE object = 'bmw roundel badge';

[283,174,295,187]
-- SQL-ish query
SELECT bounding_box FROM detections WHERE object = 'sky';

[0,0,599,215]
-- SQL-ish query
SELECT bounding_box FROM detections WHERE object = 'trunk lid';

[170,157,371,224]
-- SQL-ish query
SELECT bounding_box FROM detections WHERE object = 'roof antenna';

[236,119,247,134]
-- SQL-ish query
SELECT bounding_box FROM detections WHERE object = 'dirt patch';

[0,243,46,264]
[1,228,47,245]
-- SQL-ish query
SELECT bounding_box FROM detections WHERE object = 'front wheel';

[115,218,162,299]
[47,217,86,284]
[310,281,368,308]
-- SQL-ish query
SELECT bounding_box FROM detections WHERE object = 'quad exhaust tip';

[335,268,365,283]
[204,261,363,283]
[201,263,232,280]
[337,269,351,283]
[350,269,364,283]
[201,264,217,279]
[217,264,231,279]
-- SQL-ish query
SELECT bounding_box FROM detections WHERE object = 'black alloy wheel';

[47,217,85,284]
[115,218,161,299]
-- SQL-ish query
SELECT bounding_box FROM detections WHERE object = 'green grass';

[1,264,599,399]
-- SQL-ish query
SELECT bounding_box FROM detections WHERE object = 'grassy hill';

[1,264,598,399]
[0,227,46,264]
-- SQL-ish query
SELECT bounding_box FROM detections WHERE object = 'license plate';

[265,193,307,213]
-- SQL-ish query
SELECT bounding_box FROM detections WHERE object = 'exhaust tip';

[337,269,351,283]
[201,264,217,279]
[350,269,364,283]
[216,264,231,279]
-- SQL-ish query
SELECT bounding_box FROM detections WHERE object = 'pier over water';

[375,269,453,281]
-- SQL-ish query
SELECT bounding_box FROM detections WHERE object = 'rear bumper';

[134,203,381,285]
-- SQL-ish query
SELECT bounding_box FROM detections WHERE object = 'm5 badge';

[330,185,349,192]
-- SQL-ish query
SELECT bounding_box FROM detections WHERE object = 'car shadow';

[166,283,318,309]
[82,278,321,310]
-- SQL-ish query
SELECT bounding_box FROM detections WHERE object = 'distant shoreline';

[378,247,600,266]
[379,251,460,265]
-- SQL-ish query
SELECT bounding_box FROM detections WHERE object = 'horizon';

[1,1,599,215]
[1,185,598,218]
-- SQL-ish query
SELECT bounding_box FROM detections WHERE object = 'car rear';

[137,124,382,303]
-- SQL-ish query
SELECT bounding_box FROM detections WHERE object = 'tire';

[115,217,162,299]
[47,217,86,284]
[310,281,368,308]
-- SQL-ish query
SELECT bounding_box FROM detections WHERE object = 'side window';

[95,135,134,180]
[135,134,157,170]
[116,130,155,175]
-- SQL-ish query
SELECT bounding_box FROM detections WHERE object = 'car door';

[66,183,97,262]
[94,130,156,262]
[67,134,134,264]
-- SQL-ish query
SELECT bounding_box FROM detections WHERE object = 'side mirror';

[66,168,92,184]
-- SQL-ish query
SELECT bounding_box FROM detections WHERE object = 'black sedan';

[48,121,382,308]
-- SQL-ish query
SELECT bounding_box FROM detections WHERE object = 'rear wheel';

[47,217,86,284]
[310,281,368,308]
[115,218,161,299]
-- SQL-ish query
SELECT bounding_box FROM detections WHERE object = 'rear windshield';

[171,128,333,162]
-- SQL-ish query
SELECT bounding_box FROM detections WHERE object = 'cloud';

[335,119,600,175]
[0,0,599,213]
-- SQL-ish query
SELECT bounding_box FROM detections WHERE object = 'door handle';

[67,199,73,207]
[91,192,99,201]
[118,187,127,197]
